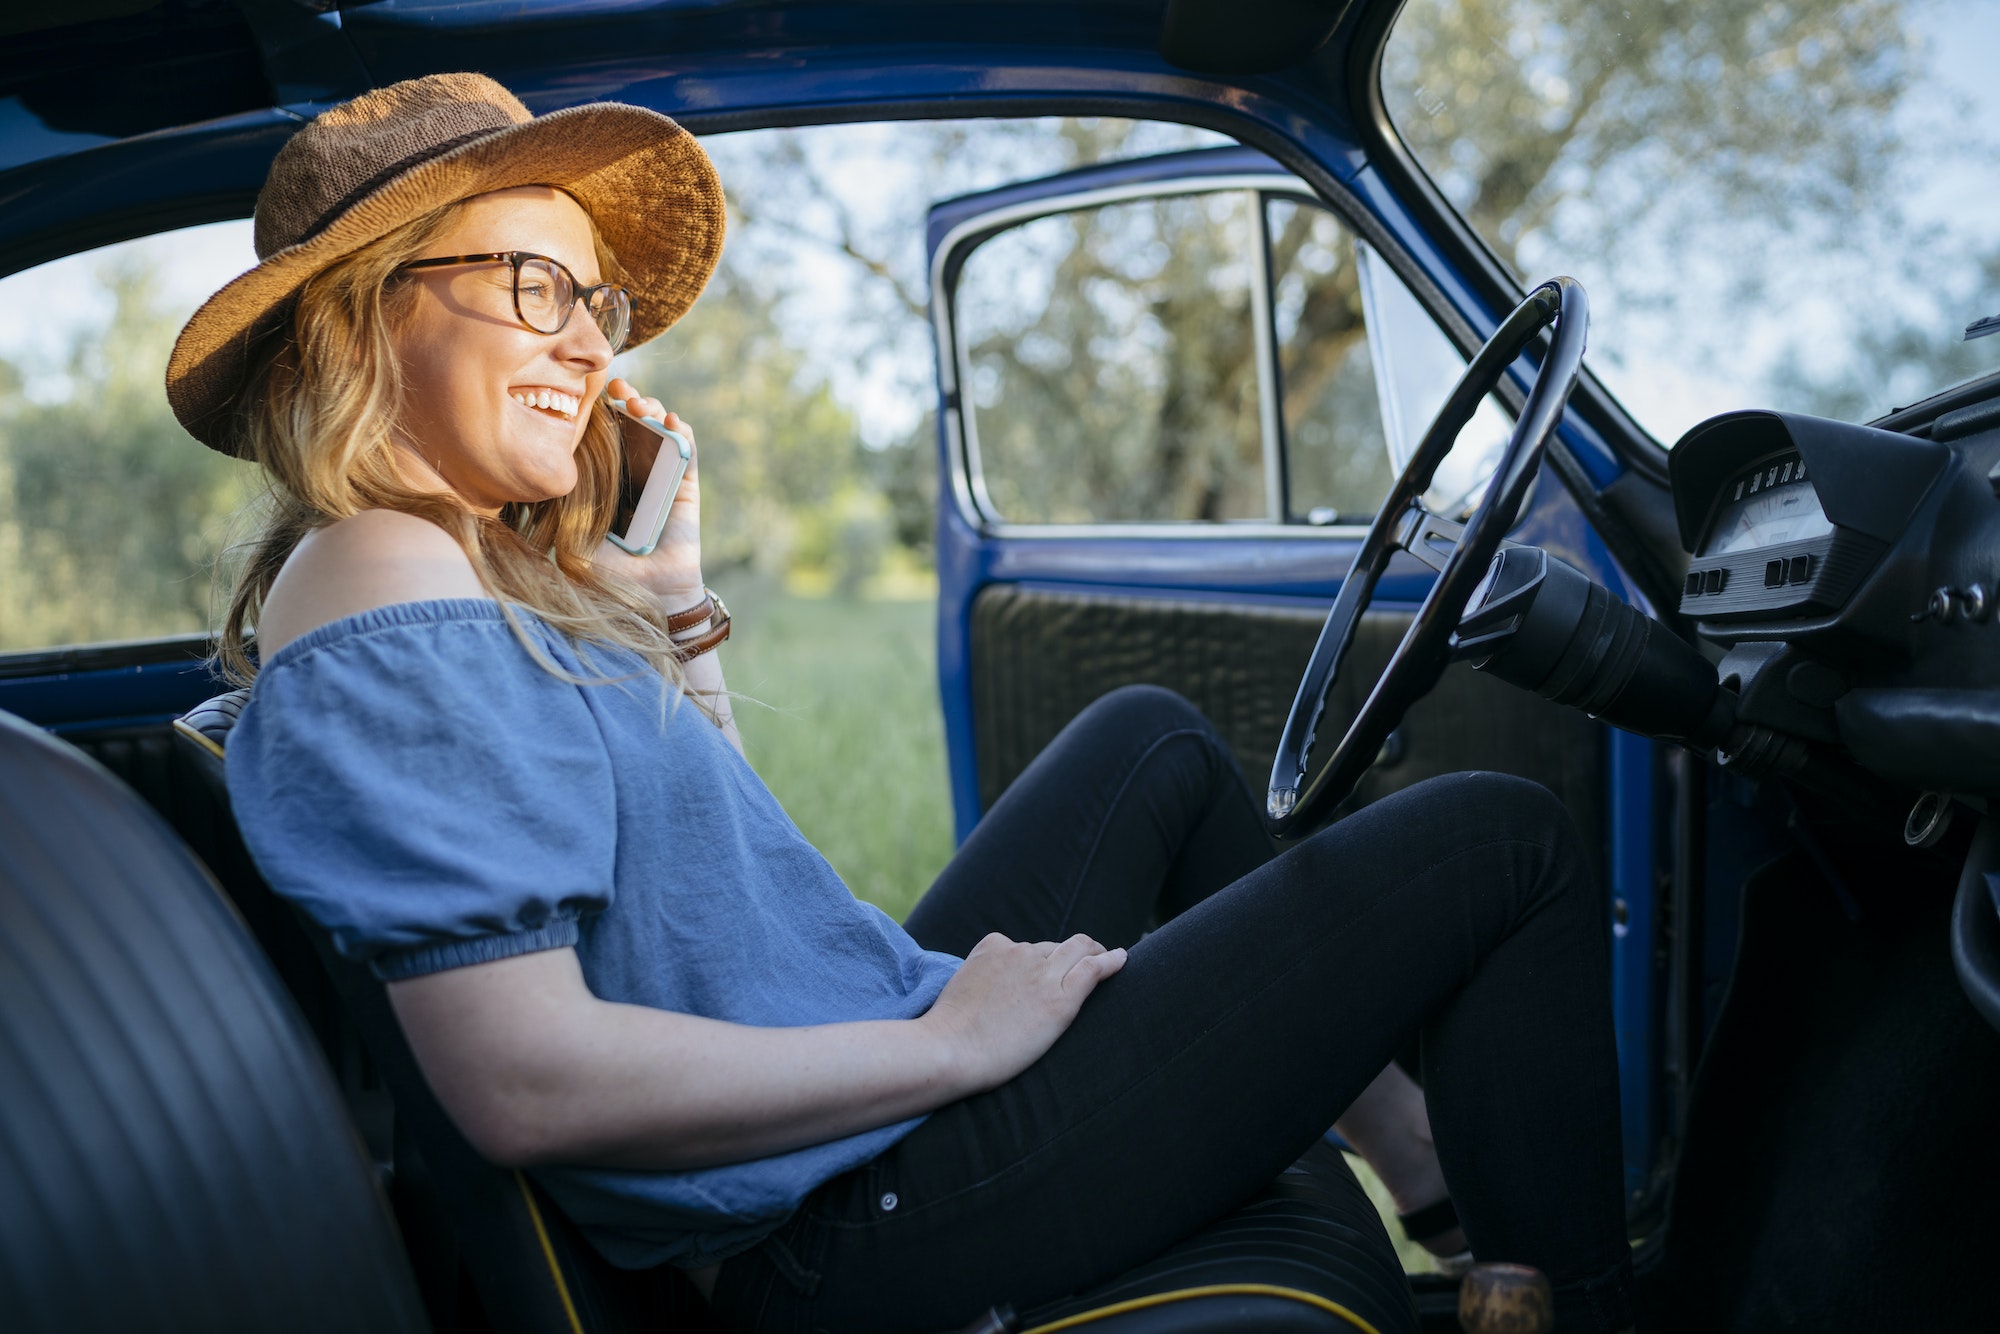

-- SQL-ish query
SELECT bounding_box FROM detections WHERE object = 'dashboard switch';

[1929,587,1959,624]
[1686,572,1703,596]
[1963,583,1990,623]
[1704,568,1727,595]
[1787,554,1814,584]
[1764,560,1785,588]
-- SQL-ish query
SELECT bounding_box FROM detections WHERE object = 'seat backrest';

[0,709,430,1334]
[174,692,716,1334]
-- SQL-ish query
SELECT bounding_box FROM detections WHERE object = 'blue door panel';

[0,658,224,735]
[926,136,1662,1210]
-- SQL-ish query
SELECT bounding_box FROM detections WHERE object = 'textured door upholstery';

[0,710,429,1334]
[970,584,1603,848]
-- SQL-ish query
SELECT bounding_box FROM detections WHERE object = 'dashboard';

[1667,397,2000,795]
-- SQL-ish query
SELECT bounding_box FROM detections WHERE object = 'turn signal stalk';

[1455,547,1734,751]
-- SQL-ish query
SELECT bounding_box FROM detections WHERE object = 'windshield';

[1382,0,2000,446]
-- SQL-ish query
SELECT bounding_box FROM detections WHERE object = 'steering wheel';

[1265,277,1589,838]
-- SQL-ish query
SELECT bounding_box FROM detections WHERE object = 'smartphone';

[604,398,693,557]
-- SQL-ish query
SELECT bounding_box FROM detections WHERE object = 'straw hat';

[166,72,725,454]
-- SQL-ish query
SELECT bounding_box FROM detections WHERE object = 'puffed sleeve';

[226,605,618,981]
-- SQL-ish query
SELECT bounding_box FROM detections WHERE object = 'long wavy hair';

[215,196,689,697]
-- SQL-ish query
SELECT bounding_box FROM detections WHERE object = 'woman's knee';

[1072,684,1214,743]
[1384,768,1568,840]
[1361,771,1589,892]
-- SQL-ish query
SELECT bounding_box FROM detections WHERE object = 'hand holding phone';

[605,398,693,557]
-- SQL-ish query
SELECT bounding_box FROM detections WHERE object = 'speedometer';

[1672,409,1950,636]
[1701,453,1834,555]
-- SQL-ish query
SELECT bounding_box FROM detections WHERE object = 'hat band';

[290,122,511,249]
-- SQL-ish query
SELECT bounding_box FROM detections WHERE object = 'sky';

[0,0,1994,454]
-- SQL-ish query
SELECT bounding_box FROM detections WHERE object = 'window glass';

[1268,198,1394,521]
[0,221,258,650]
[1269,198,1514,521]
[1353,240,1515,516]
[954,191,1267,524]
[1383,0,2000,445]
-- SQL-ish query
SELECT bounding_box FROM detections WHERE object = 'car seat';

[0,708,431,1334]
[171,689,1422,1334]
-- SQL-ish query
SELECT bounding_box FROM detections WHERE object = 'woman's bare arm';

[387,934,1123,1170]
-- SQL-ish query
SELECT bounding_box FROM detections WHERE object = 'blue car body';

[0,0,1695,1213]
[1,0,1819,1279]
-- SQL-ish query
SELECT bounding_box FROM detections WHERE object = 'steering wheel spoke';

[1264,278,1588,837]
[1395,504,1531,576]
[1393,504,1465,575]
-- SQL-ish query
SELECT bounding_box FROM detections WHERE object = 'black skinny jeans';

[711,686,1633,1332]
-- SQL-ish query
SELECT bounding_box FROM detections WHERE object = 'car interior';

[3,0,1999,1332]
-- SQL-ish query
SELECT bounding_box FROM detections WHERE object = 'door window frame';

[931,171,1373,541]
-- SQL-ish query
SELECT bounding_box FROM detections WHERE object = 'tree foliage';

[0,259,256,649]
[1383,0,1998,426]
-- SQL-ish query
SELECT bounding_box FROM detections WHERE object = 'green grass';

[722,587,957,922]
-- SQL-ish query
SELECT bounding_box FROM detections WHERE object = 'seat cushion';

[1015,1139,1419,1334]
[0,708,429,1333]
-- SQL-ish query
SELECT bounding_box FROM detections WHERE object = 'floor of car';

[1645,830,2000,1331]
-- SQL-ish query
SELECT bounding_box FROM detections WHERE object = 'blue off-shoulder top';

[226,599,962,1269]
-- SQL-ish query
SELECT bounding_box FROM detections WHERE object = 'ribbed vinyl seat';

[0,709,430,1334]
[1013,1140,1415,1333]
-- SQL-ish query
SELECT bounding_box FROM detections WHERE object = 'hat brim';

[166,101,724,454]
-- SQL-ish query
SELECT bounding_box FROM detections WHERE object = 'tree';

[615,259,863,584]
[1382,0,1998,426]
[0,257,255,649]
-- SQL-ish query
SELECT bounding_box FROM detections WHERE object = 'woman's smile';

[384,186,616,512]
[509,385,584,422]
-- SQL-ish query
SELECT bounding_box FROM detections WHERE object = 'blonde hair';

[216,196,690,697]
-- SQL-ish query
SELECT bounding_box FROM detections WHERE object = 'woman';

[174,74,1636,1332]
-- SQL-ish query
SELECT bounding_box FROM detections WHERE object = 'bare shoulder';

[257,510,488,658]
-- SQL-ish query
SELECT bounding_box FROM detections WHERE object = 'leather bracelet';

[671,611,730,661]
[665,589,716,635]
[670,589,730,661]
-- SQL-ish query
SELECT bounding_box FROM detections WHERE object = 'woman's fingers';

[1052,936,1125,993]
[604,377,669,425]
[967,931,1016,959]
[1045,933,1107,967]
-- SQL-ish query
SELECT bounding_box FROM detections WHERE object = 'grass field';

[722,587,957,922]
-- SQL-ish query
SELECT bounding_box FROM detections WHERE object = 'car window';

[1383,0,2000,445]
[1267,197,1395,522]
[954,191,1269,524]
[0,221,258,651]
[949,185,1516,529]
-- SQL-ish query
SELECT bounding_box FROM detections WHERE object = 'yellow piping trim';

[515,1171,586,1334]
[1021,1283,1382,1334]
[172,718,226,761]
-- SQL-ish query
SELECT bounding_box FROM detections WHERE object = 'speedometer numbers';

[1681,447,1868,626]
[1701,453,1834,557]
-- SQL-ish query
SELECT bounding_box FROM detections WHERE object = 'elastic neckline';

[259,597,515,673]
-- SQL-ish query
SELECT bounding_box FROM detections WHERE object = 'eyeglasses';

[395,251,633,353]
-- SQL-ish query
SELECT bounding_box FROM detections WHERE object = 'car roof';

[0,0,1384,278]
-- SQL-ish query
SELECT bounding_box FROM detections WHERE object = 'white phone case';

[604,399,692,557]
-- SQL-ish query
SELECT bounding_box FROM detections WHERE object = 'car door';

[925,144,1670,1217]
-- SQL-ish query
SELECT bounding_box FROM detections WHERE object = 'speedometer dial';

[1701,453,1833,556]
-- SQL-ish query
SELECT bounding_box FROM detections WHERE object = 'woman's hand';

[920,933,1127,1092]
[593,376,705,611]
